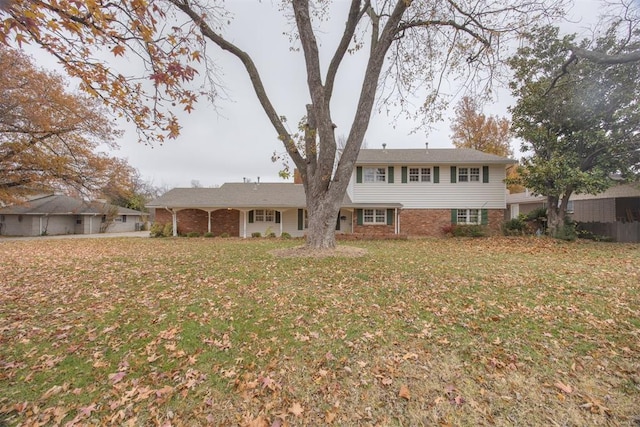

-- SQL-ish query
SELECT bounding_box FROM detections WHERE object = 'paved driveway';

[0,231,150,242]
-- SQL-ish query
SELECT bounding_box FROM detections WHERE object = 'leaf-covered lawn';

[1,237,638,426]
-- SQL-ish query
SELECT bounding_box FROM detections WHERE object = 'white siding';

[242,208,352,238]
[351,165,507,209]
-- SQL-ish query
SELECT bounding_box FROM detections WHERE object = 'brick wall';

[353,223,395,236]
[400,209,505,237]
[153,208,240,236]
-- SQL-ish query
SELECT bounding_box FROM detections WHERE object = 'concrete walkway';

[0,231,150,242]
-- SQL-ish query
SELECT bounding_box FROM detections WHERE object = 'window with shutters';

[458,167,480,182]
[457,209,480,224]
[254,209,275,222]
[363,208,387,224]
[409,167,431,182]
[364,167,386,183]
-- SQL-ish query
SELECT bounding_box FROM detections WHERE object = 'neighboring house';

[506,183,640,242]
[147,148,515,238]
[0,194,147,236]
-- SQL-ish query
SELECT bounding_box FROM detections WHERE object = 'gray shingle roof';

[0,194,145,216]
[147,183,355,209]
[356,148,516,165]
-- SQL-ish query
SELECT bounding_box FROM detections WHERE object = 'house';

[147,148,514,237]
[506,183,640,242]
[147,148,516,238]
[0,194,147,236]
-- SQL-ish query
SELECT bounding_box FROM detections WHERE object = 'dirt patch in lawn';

[270,244,367,258]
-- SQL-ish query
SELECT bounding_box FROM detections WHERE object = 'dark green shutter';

[450,166,457,183]
[401,167,408,183]
[483,166,489,183]
[388,166,394,183]
[451,209,458,224]
[297,209,304,230]
[356,167,363,183]
[356,209,363,225]
[386,209,394,226]
[481,209,488,225]
[336,213,341,230]
[248,210,254,223]
[433,166,440,183]
[275,211,281,224]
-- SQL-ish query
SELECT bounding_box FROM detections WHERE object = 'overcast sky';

[27,0,604,190]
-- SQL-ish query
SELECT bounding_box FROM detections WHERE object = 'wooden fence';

[577,221,640,243]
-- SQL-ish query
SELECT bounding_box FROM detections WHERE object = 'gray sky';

[27,0,603,189]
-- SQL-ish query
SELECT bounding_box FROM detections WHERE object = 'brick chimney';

[293,168,303,184]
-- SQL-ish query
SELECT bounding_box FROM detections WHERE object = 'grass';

[0,236,639,426]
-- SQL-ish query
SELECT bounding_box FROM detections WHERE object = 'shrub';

[503,218,526,235]
[554,218,577,241]
[220,232,230,238]
[452,224,485,237]
[162,223,173,237]
[203,232,214,238]
[280,232,292,239]
[150,223,165,238]
[186,231,200,238]
[251,232,262,238]
[441,224,455,236]
[266,232,276,238]
[526,207,547,221]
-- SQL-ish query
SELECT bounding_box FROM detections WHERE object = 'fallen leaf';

[109,371,126,384]
[288,402,304,417]
[555,381,573,394]
[399,384,411,400]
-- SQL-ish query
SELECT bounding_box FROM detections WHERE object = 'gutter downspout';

[207,211,212,234]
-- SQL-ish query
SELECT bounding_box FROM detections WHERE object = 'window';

[363,208,387,224]
[76,218,82,225]
[458,167,480,182]
[122,215,127,223]
[254,209,275,222]
[364,167,386,183]
[0,215,5,222]
[409,167,431,182]
[457,209,480,225]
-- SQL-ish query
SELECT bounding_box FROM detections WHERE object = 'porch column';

[172,210,177,237]
[279,210,283,236]
[242,210,247,238]
[207,211,212,233]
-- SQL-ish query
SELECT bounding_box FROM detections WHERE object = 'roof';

[356,148,516,165]
[147,183,355,209]
[506,183,640,204]
[0,194,146,216]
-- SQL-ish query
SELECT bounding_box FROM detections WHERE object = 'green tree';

[508,25,640,237]
[1,0,565,249]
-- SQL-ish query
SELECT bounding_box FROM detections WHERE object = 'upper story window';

[458,167,480,182]
[409,167,431,182]
[255,209,275,222]
[364,167,386,183]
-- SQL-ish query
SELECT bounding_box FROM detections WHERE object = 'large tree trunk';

[546,194,569,237]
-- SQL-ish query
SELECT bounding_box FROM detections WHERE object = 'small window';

[254,209,275,222]
[122,215,127,223]
[364,167,386,183]
[469,167,480,182]
[18,215,23,222]
[457,209,480,225]
[76,218,82,225]
[459,167,480,182]
[363,208,387,224]
[409,167,431,182]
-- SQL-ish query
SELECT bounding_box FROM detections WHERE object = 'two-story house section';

[349,148,516,236]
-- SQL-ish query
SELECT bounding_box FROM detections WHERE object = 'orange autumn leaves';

[0,46,136,204]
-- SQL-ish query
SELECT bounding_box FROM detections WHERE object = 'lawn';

[0,236,639,426]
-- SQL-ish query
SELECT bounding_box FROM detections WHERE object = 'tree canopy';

[1,0,566,248]
[0,45,136,204]
[508,25,640,236]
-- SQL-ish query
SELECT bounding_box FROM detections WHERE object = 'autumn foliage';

[0,46,136,204]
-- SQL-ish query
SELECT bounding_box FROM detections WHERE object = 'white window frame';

[457,209,480,225]
[255,209,275,222]
[409,167,431,182]
[364,167,386,183]
[458,167,480,182]
[363,208,387,224]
